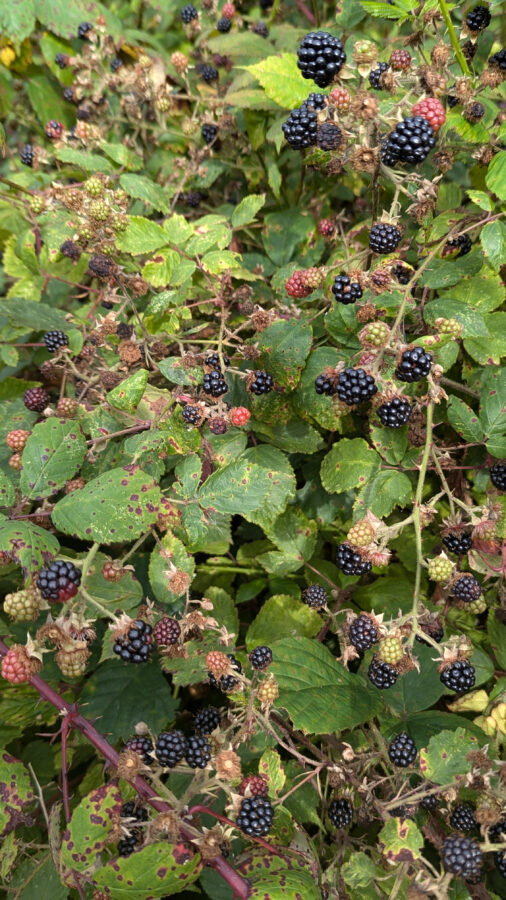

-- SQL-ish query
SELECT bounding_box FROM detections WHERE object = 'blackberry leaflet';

[349,615,378,652]
[186,735,212,768]
[37,560,81,602]
[315,373,337,396]
[203,369,228,397]
[113,620,153,664]
[332,274,363,305]
[194,706,221,734]
[490,463,506,491]
[336,543,372,576]
[381,116,435,166]
[328,798,353,828]
[369,223,401,253]
[368,656,398,689]
[465,5,491,31]
[297,31,346,88]
[125,736,154,764]
[440,660,475,693]
[388,732,417,767]
[376,398,412,428]
[208,653,242,692]
[442,531,473,555]
[301,584,327,609]
[44,331,69,353]
[442,835,482,879]
[395,347,432,382]
[369,61,389,90]
[250,371,273,395]
[452,575,481,602]
[249,646,273,669]
[236,796,274,836]
[336,368,377,406]
[450,804,477,833]
[155,730,187,767]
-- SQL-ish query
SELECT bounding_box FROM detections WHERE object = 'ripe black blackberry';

[199,65,219,84]
[381,117,435,166]
[249,371,273,395]
[392,264,412,285]
[369,223,401,254]
[444,234,472,258]
[490,462,506,491]
[442,835,482,879]
[185,735,212,768]
[466,5,491,32]
[496,851,506,878]
[217,17,231,32]
[465,102,485,122]
[252,21,269,37]
[236,796,274,836]
[420,792,439,810]
[121,800,149,822]
[194,706,221,735]
[442,531,473,555]
[282,105,318,150]
[182,405,201,425]
[301,584,327,609]
[297,32,346,88]
[202,123,218,144]
[336,542,372,576]
[208,653,242,692]
[489,48,506,71]
[184,190,202,207]
[450,804,477,833]
[203,370,228,397]
[181,4,198,22]
[440,660,475,693]
[54,53,68,68]
[332,274,363,305]
[249,645,273,669]
[205,353,230,368]
[155,730,187,767]
[113,620,153,664]
[118,832,140,856]
[77,22,93,39]
[368,61,389,90]
[317,122,342,151]
[415,620,444,645]
[37,560,81,602]
[388,732,417,767]
[349,615,378,652]
[111,57,123,72]
[44,331,69,353]
[367,656,398,689]
[336,368,377,406]
[447,94,459,108]
[63,87,76,103]
[301,92,327,112]
[125,736,154,764]
[377,398,412,428]
[452,575,481,603]
[20,144,34,167]
[489,818,506,844]
[24,386,50,412]
[328,798,353,828]
[88,254,115,279]
[60,240,81,261]
[153,617,181,646]
[315,373,337,396]
[395,347,432,382]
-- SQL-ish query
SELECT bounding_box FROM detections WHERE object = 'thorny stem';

[431,448,455,516]
[0,639,251,900]
[408,401,435,649]
[436,0,471,77]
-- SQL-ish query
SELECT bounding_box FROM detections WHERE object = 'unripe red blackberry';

[412,97,446,131]
[153,617,181,646]
[102,560,125,582]
[389,49,411,71]
[37,559,81,602]
[9,453,22,470]
[377,636,403,665]
[239,774,269,797]
[328,86,350,111]
[2,645,39,683]
[24,387,50,412]
[6,430,30,451]
[229,407,250,427]
[208,416,228,435]
[45,120,65,139]
[317,218,335,237]
[285,270,313,299]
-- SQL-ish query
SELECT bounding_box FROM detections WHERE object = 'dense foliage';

[0,0,505,898]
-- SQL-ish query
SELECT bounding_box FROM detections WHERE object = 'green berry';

[347,519,375,547]
[111,213,128,233]
[4,587,41,622]
[360,322,390,348]
[466,595,487,614]
[29,195,45,215]
[377,636,403,665]
[435,317,462,338]
[88,199,110,222]
[99,243,116,257]
[78,226,94,244]
[85,176,104,197]
[427,553,454,583]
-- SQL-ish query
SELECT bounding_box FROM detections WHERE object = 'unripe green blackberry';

[78,226,94,244]
[155,96,171,112]
[99,243,116,257]
[359,322,389,348]
[4,587,41,622]
[114,189,129,207]
[29,195,45,215]
[435,317,462,338]
[377,636,403,665]
[88,199,110,222]
[427,553,454,583]
[466,595,487,614]
[85,176,104,197]
[111,214,128,233]
[347,519,374,547]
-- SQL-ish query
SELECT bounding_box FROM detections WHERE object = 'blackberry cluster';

[395,347,432,382]
[60,240,81,261]
[181,4,198,22]
[153,617,181,646]
[490,462,506,491]
[416,620,444,645]
[465,5,491,31]
[301,584,327,609]
[194,706,221,735]
[388,732,417,767]
[20,144,34,166]
[315,373,337,396]
[332,275,363,305]
[125,736,154,765]
[199,65,219,84]
[217,17,231,32]
[37,560,81,602]
[202,123,218,145]
[444,234,472,258]
[118,832,140,857]
[205,353,230,369]
[450,804,477,833]
[282,105,318,150]
[368,656,398,689]
[336,543,372,576]
[496,851,506,878]
[452,575,481,603]
[249,645,273,669]
[369,61,389,90]
[185,735,212,768]
[489,48,506,71]
[420,792,439,810]
[336,368,377,406]
[442,531,473,555]
[24,387,50,412]
[490,819,506,843]
[253,22,269,37]
[63,87,76,104]
[328,798,353,828]
[113,620,153,664]
[155,730,187,767]
[381,117,435,166]
[349,615,378,652]
[442,835,482,879]
[203,369,228,397]
[44,331,69,353]
[440,660,475,693]
[111,57,123,72]
[54,53,68,68]
[369,224,401,254]
[249,371,273,395]
[182,405,201,425]
[377,398,412,428]
[447,94,459,108]
[236,796,274,836]
[297,32,346,88]
[77,22,92,39]
[392,264,412,285]
[317,122,342,151]
[121,800,148,822]
[208,653,242,692]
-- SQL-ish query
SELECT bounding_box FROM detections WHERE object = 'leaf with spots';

[107,369,149,412]
[198,459,275,517]
[0,752,35,837]
[93,841,203,897]
[447,396,484,444]
[0,519,59,581]
[257,318,313,389]
[418,727,479,785]
[51,466,162,543]
[320,438,381,493]
[149,532,195,611]
[59,782,123,879]
[20,418,87,500]
[0,470,15,507]
[238,852,321,900]
[259,749,285,798]
[378,818,424,865]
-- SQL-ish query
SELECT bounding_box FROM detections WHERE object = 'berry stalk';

[436,0,471,77]
[409,400,435,649]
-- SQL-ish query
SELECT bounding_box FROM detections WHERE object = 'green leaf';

[149,532,195,610]
[52,466,162,543]
[419,727,479,784]
[0,519,59,580]
[378,818,424,864]
[485,150,506,201]
[0,298,70,332]
[270,636,383,734]
[320,438,381,494]
[26,74,73,128]
[241,444,296,529]
[206,585,239,638]
[0,0,36,44]
[245,54,312,108]
[107,369,149,412]
[254,418,324,454]
[60,783,122,877]
[419,252,483,289]
[259,749,286,798]
[118,173,171,211]
[354,469,413,518]
[54,147,114,174]
[383,645,446,715]
[115,216,168,254]
[198,459,274,516]
[232,193,265,228]
[5,853,67,900]
[488,613,506,670]
[257,319,313,389]
[0,470,15,507]
[239,853,321,900]
[480,220,506,271]
[479,368,506,456]
[341,853,378,891]
[20,418,87,500]
[84,553,142,618]
[447,396,484,443]
[79,659,178,742]
[264,507,317,571]
[157,355,203,387]
[245,595,321,650]
[466,189,493,212]
[359,1,410,18]
[370,425,408,464]
[36,0,121,41]
[94,842,202,898]
[0,751,34,836]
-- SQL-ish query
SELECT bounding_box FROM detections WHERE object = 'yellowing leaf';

[245,54,314,108]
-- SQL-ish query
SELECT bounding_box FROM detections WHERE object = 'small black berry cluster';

[44,331,69,353]
[395,347,432,382]
[203,353,228,397]
[125,736,154,765]
[336,543,372,576]
[208,653,242,692]
[297,32,346,88]
[388,732,417,767]
[113,620,153,664]
[332,275,363,305]
[450,804,477,833]
[442,531,473,555]
[37,560,81,602]
[381,117,435,166]
[377,398,412,428]
[440,660,476,693]
[301,584,327,609]
[368,656,398,689]
[155,730,187,767]
[328,798,353,828]
[194,706,221,734]
[236,796,274,836]
[249,370,273,395]
[249,645,273,669]
[336,368,377,406]
[185,735,212,768]
[349,615,378,652]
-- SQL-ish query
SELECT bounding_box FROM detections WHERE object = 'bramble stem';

[437,0,471,77]
[408,401,434,648]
